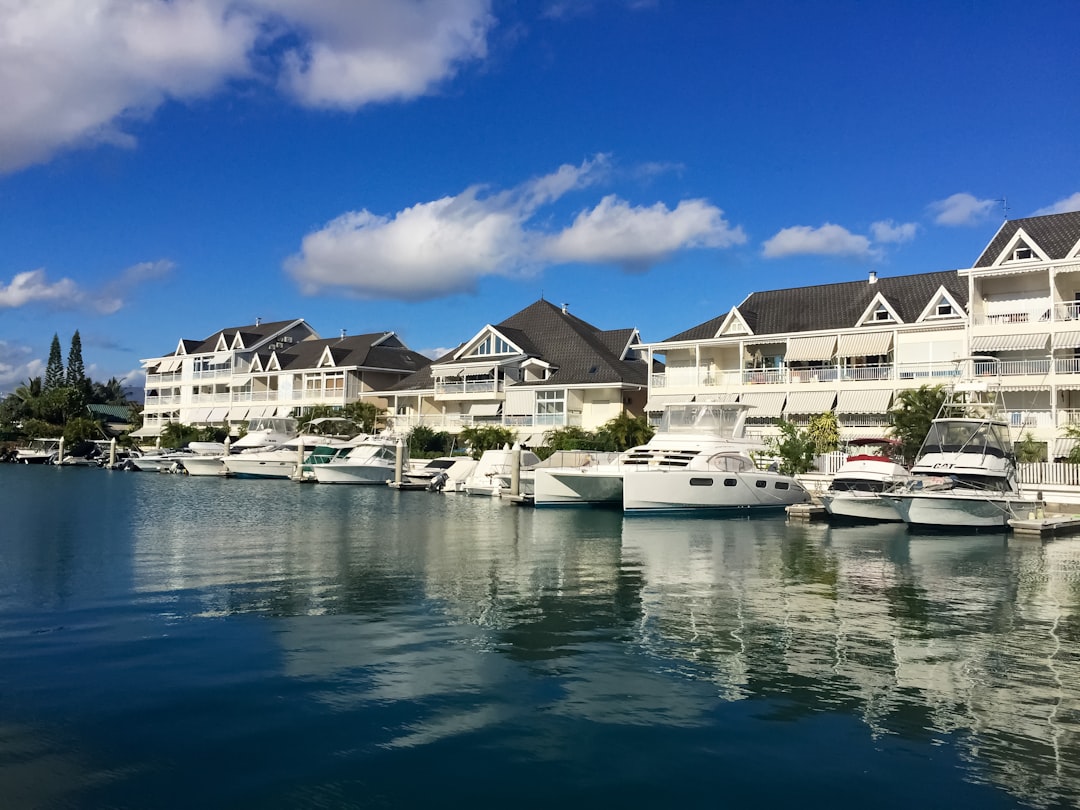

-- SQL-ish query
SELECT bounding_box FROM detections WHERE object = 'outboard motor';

[428,471,449,492]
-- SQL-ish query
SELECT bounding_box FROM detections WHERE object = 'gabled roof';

[663,270,967,341]
[390,300,649,391]
[974,211,1080,267]
[274,332,429,373]
[186,319,310,355]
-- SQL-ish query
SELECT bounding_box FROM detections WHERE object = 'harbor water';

[2,464,1079,809]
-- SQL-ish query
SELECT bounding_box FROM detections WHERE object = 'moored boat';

[818,438,908,522]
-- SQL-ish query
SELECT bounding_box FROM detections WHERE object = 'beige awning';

[836,389,892,413]
[469,402,502,416]
[187,408,211,422]
[970,333,1048,352]
[130,424,163,438]
[207,407,228,421]
[696,392,740,403]
[158,357,182,373]
[785,335,837,362]
[1052,331,1080,349]
[1053,438,1079,458]
[837,331,893,357]
[784,390,836,414]
[645,394,690,411]
[740,392,786,417]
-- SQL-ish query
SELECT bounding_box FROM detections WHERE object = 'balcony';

[434,379,505,396]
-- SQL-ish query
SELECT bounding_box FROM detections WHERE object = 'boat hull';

[883,491,1038,529]
[533,468,623,507]
[622,469,810,513]
[311,464,396,485]
[819,492,903,522]
[180,456,227,477]
[222,459,298,479]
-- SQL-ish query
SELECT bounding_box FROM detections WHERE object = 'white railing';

[1054,301,1080,321]
[1056,358,1080,374]
[1018,463,1080,487]
[191,368,231,380]
[144,395,181,406]
[434,380,504,395]
[190,393,232,404]
[146,372,182,385]
[974,359,1052,377]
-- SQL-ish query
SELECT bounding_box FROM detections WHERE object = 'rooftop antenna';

[995,196,1009,220]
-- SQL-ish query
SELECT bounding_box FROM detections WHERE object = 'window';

[873,304,892,322]
[755,480,767,488]
[1013,247,1033,261]
[724,479,737,487]
[689,478,714,487]
[936,301,954,316]
[775,482,790,490]
[325,373,344,394]
[535,390,566,425]
[470,334,514,356]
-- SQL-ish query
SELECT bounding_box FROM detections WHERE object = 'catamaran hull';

[622,470,810,514]
[883,492,1037,528]
[532,468,624,507]
[819,492,903,522]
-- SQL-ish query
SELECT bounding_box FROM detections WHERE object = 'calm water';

[1,465,1079,809]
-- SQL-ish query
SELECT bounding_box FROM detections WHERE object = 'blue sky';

[2,0,1079,394]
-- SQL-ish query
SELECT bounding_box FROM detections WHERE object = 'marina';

[2,464,1079,808]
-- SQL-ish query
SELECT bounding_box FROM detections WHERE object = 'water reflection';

[3,466,1079,807]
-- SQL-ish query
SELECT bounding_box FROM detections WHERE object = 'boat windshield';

[246,417,297,434]
[659,404,746,438]
[918,419,1012,457]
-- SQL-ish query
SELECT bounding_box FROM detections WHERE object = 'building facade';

[639,211,1080,457]
[379,299,651,442]
[137,319,429,437]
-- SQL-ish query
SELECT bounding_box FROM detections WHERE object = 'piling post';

[109,438,117,468]
[394,438,404,485]
[57,437,65,465]
[510,444,521,497]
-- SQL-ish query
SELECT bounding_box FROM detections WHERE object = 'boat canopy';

[658,402,749,439]
[917,418,1013,458]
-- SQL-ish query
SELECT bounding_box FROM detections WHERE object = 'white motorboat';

[403,456,478,490]
[881,380,1038,529]
[534,402,808,513]
[818,438,908,522]
[181,417,298,477]
[129,448,194,473]
[15,438,62,464]
[223,434,351,479]
[462,447,540,496]
[311,434,406,485]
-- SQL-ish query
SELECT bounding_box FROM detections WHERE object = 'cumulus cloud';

[0,260,172,313]
[928,193,999,226]
[0,0,496,173]
[1033,192,1080,216]
[0,341,43,389]
[545,196,745,271]
[870,219,919,244]
[287,157,743,299]
[762,223,876,259]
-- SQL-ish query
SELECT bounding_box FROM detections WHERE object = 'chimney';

[255,316,262,326]
[340,328,347,340]
[868,271,877,285]
[561,302,569,314]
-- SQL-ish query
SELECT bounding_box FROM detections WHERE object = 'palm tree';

[889,385,948,466]
[596,411,654,451]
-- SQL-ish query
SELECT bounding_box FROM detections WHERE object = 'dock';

[787,503,827,521]
[1009,514,1080,538]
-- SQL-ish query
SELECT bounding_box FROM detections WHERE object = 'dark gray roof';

[274,333,429,373]
[389,300,648,391]
[186,319,306,354]
[974,211,1080,267]
[664,270,967,341]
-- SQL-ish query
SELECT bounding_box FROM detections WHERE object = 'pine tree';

[66,330,86,390]
[44,333,64,390]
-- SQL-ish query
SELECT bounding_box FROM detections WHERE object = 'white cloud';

[870,219,919,244]
[1033,192,1080,216]
[545,196,745,271]
[0,268,82,308]
[0,0,496,173]
[928,193,998,226]
[260,0,494,108]
[0,260,172,313]
[0,341,43,389]
[287,158,744,299]
[762,223,875,259]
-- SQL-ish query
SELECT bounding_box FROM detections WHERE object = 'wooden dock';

[787,503,827,521]
[1009,514,1080,538]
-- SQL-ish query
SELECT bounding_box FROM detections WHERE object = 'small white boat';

[819,438,908,522]
[311,434,406,485]
[223,434,351,479]
[16,438,62,464]
[462,448,540,496]
[881,380,1038,529]
[403,456,478,490]
[182,417,298,477]
[130,448,196,473]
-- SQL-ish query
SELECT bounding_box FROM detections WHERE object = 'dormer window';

[873,304,892,322]
[936,302,954,317]
[1013,247,1033,261]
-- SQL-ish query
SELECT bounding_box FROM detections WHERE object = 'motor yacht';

[818,438,908,522]
[223,432,352,479]
[881,381,1038,529]
[181,417,297,477]
[311,434,407,485]
[462,447,540,496]
[15,438,62,464]
[534,401,808,513]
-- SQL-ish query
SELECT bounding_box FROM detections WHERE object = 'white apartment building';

[639,211,1080,458]
[136,319,429,437]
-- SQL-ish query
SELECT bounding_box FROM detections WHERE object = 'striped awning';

[696,392,740,403]
[469,402,502,416]
[645,394,690,411]
[837,331,893,357]
[970,333,1048,352]
[130,424,163,438]
[1052,331,1080,349]
[785,336,837,362]
[207,407,228,422]
[784,390,836,414]
[187,408,211,422]
[158,356,182,373]
[739,392,786,417]
[276,406,294,417]
[836,389,892,414]
[1053,438,1079,458]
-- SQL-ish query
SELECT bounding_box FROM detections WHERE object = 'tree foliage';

[66,330,87,394]
[596,411,654,451]
[45,334,65,390]
[407,425,454,457]
[764,419,818,475]
[1015,431,1047,463]
[888,385,948,466]
[805,411,840,455]
[459,425,516,459]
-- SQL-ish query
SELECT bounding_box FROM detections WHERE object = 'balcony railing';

[434,379,504,395]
